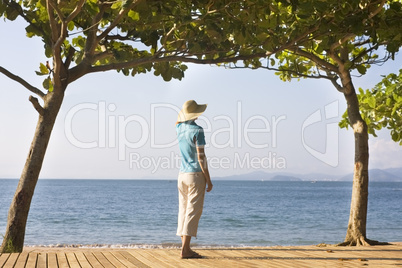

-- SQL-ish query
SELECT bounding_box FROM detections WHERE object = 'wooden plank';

[2,253,19,268]
[47,253,58,268]
[119,250,150,268]
[102,251,129,267]
[92,251,115,268]
[276,259,300,268]
[198,249,226,258]
[239,249,270,258]
[26,253,38,268]
[83,252,104,268]
[222,257,256,268]
[293,249,327,260]
[57,252,70,268]
[152,250,192,268]
[134,249,175,268]
[167,250,205,268]
[284,260,312,268]
[161,249,213,268]
[195,249,236,268]
[37,253,47,268]
[177,249,224,268]
[0,253,11,267]
[214,248,255,261]
[109,251,139,268]
[193,256,233,268]
[13,252,28,268]
[127,250,163,268]
[65,252,81,268]
[75,252,93,268]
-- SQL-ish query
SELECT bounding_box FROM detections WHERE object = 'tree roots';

[338,236,390,246]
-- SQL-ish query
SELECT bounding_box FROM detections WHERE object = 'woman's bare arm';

[197,146,213,192]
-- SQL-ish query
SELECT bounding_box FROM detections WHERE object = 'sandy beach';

[0,242,400,267]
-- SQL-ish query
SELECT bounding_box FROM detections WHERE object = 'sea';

[0,179,401,248]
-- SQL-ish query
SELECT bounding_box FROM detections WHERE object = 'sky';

[1,18,401,180]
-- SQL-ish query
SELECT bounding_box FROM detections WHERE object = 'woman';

[176,100,213,259]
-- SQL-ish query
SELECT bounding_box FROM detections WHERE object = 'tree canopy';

[0,0,313,89]
[237,0,402,87]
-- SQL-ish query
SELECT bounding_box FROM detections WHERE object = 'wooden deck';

[1,244,401,267]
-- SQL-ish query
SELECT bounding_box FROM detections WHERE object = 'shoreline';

[22,241,402,252]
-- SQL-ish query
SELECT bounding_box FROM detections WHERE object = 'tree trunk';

[0,90,64,253]
[340,84,370,246]
[338,75,387,246]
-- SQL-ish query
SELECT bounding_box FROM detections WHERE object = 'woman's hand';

[206,181,213,192]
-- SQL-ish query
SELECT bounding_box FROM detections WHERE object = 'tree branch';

[350,42,390,66]
[48,0,85,51]
[83,3,109,60]
[250,64,337,81]
[65,0,85,23]
[326,71,345,93]
[47,0,65,22]
[328,49,353,95]
[68,51,271,83]
[290,48,338,73]
[92,51,114,63]
[64,46,76,69]
[97,0,143,42]
[330,33,356,52]
[46,0,59,44]
[29,96,44,116]
[0,66,45,99]
[367,0,387,20]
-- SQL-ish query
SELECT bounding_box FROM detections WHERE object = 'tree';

[223,0,402,245]
[0,0,323,253]
[340,69,402,145]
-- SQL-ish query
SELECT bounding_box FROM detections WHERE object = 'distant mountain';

[339,169,402,182]
[384,167,402,178]
[296,173,341,181]
[217,172,303,181]
[216,171,276,181]
[216,168,402,182]
[269,175,302,181]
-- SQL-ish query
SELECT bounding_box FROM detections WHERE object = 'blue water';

[0,179,401,247]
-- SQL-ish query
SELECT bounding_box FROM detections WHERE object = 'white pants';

[176,172,206,237]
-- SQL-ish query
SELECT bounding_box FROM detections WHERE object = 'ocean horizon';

[1,179,401,248]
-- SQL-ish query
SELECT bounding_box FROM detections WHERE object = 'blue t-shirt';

[176,121,206,173]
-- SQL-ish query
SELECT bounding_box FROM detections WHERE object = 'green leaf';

[367,96,376,108]
[111,1,123,9]
[5,6,19,21]
[391,130,399,142]
[128,10,140,21]
[36,63,49,76]
[42,77,53,92]
[40,63,49,74]
[67,21,75,31]
[356,65,367,75]
[25,24,42,38]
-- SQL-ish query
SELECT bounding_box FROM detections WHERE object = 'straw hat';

[177,100,207,122]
